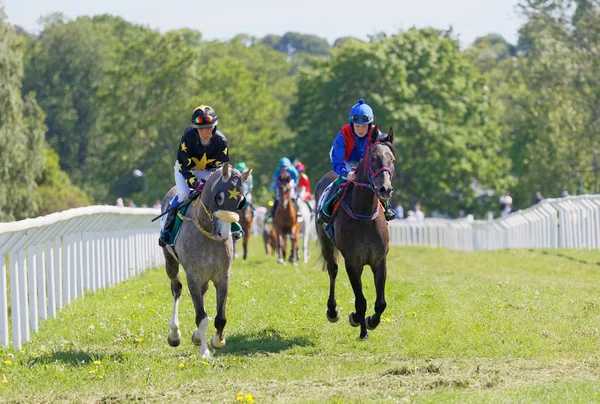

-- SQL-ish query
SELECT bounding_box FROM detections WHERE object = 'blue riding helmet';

[278,157,291,168]
[348,99,373,124]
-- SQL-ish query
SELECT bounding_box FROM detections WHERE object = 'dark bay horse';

[274,170,300,265]
[314,127,396,339]
[263,221,277,256]
[161,163,251,359]
[233,205,252,260]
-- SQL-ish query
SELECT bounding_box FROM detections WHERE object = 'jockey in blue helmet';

[268,157,300,220]
[316,99,396,228]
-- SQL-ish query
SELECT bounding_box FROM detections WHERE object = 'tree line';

[1,0,598,221]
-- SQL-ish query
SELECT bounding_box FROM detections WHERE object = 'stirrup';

[158,230,171,247]
[316,211,331,225]
[384,208,396,221]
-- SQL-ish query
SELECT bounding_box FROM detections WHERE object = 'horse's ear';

[222,163,230,181]
[387,127,394,144]
[241,168,252,184]
[370,125,379,144]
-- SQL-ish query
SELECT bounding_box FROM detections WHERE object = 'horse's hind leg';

[165,252,182,347]
[211,271,230,350]
[366,258,387,330]
[347,264,368,339]
[189,278,211,359]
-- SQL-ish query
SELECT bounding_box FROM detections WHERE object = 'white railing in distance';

[389,195,600,252]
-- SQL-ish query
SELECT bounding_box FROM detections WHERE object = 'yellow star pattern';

[228,188,240,200]
[223,147,228,155]
[178,162,182,172]
[190,153,216,170]
[180,142,187,153]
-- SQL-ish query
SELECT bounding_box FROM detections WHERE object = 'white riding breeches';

[173,160,212,201]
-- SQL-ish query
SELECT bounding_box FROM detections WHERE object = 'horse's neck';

[350,163,378,216]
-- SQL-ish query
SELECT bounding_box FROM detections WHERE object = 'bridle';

[339,140,395,221]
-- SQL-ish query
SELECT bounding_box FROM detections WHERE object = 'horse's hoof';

[277,258,284,265]
[366,316,379,330]
[191,330,203,346]
[167,335,181,347]
[211,333,226,349]
[168,330,181,347]
[360,331,369,340]
[200,348,212,360]
[327,308,340,323]
[349,313,360,327]
[293,261,298,267]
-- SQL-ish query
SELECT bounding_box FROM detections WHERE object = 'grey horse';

[161,163,252,359]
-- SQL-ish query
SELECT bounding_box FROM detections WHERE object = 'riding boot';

[316,178,344,225]
[231,222,244,240]
[159,197,179,247]
[384,200,396,221]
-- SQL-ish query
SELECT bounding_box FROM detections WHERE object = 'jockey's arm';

[331,134,349,178]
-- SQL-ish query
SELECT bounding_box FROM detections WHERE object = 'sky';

[3,0,524,47]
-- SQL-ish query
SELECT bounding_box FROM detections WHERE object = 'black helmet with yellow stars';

[191,105,218,129]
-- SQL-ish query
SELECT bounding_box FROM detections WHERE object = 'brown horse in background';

[263,221,277,256]
[273,170,300,265]
[233,206,252,260]
[314,127,396,339]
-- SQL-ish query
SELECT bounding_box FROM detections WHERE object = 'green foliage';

[35,147,92,215]
[487,0,600,207]
[0,9,46,221]
[3,242,600,402]
[290,29,512,216]
[259,31,331,56]
[22,14,125,187]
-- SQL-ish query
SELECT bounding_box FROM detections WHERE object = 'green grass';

[2,240,600,403]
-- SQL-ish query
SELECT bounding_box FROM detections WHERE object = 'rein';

[179,197,225,242]
[339,141,394,221]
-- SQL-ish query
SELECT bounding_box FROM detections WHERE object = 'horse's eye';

[237,196,246,210]
[214,191,225,206]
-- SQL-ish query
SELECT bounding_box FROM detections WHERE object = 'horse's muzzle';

[378,186,393,200]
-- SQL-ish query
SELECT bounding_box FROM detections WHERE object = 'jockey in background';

[235,161,253,209]
[316,99,396,227]
[268,157,299,220]
[295,162,311,202]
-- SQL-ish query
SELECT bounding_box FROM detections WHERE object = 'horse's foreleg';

[165,252,182,347]
[366,258,387,330]
[243,233,249,260]
[291,228,299,266]
[212,271,230,350]
[303,221,310,264]
[347,264,368,339]
[276,230,286,265]
[189,278,211,359]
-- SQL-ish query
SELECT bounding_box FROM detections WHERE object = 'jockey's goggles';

[350,114,372,124]
[193,114,216,125]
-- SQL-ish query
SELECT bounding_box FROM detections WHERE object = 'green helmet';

[235,161,247,172]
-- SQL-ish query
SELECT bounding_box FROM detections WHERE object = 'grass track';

[1,238,600,403]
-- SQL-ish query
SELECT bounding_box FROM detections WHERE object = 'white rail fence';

[389,195,600,251]
[2,195,598,349]
[0,206,163,349]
